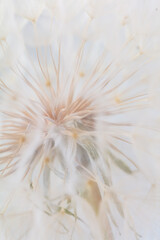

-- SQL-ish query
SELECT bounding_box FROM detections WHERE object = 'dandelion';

[1,0,160,239]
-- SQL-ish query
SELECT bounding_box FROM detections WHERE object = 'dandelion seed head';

[1,0,160,239]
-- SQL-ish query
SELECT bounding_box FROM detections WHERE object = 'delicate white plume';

[0,0,160,239]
